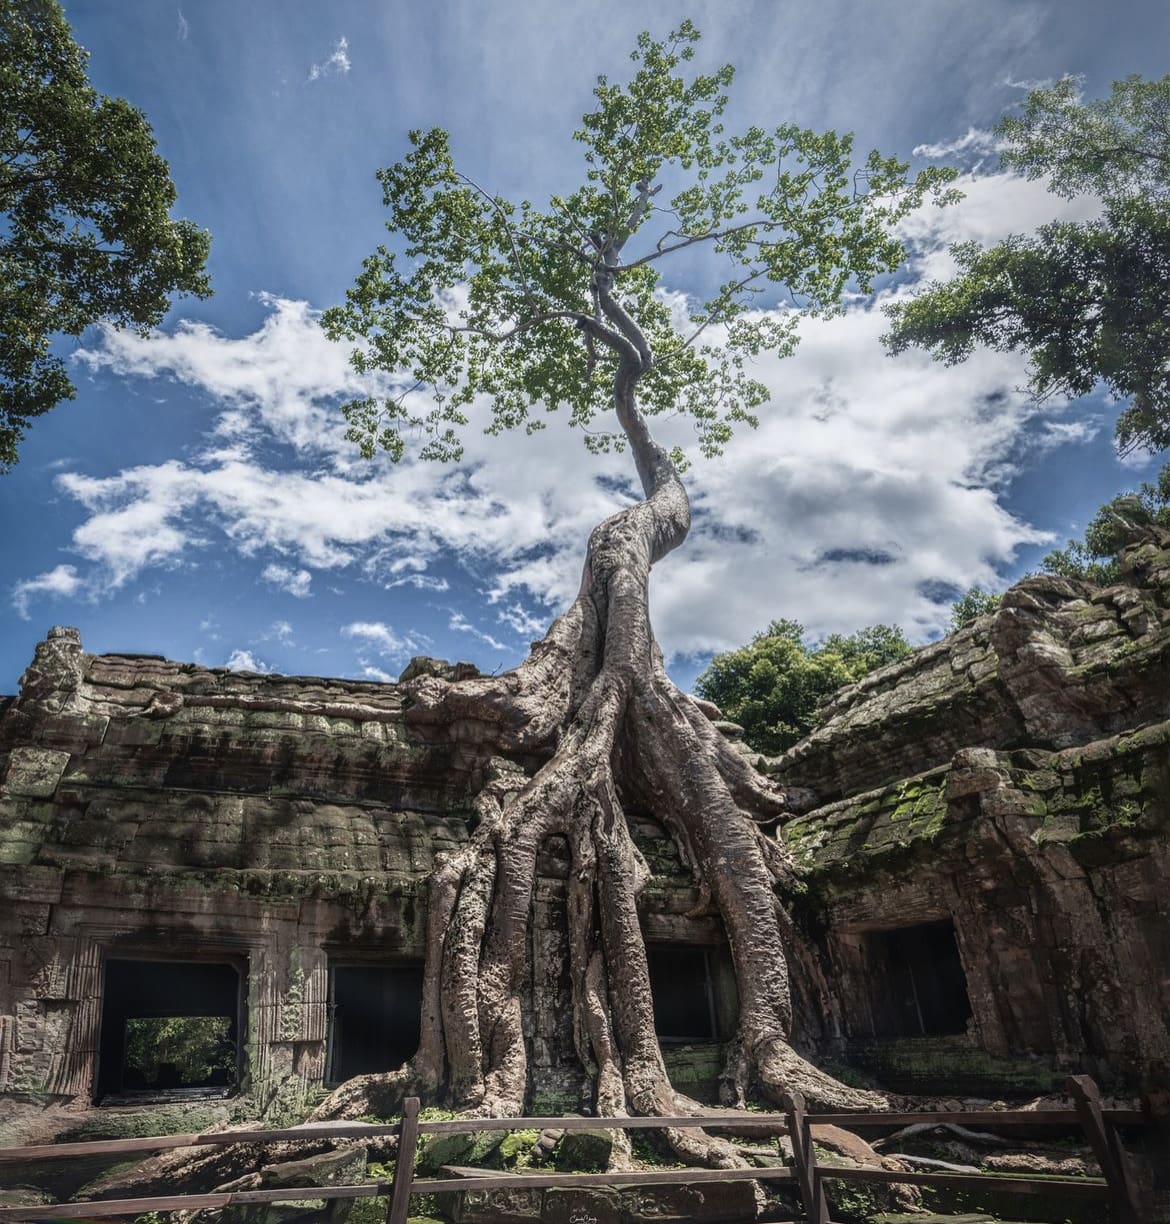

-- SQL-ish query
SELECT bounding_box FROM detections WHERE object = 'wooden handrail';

[0,1105,1149,1164]
[0,1077,1152,1224]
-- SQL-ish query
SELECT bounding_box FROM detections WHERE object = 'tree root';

[201,364,898,1189]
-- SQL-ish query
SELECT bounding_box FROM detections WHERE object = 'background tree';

[320,23,950,1157]
[695,620,912,755]
[0,0,211,470]
[948,587,1003,630]
[1040,461,1170,584]
[884,75,1170,456]
[123,1016,237,1089]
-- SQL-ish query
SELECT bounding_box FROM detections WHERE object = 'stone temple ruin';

[0,530,1168,1213]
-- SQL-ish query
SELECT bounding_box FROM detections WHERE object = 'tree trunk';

[310,277,886,1164]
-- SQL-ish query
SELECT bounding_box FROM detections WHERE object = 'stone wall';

[1,529,1168,1132]
[770,531,1170,1095]
[0,631,723,1127]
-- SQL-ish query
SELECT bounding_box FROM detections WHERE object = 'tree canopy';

[695,620,912,756]
[884,75,1170,455]
[0,0,211,469]
[324,21,953,470]
[949,586,1003,630]
[312,24,955,1126]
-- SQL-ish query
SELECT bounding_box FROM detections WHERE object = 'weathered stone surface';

[3,748,70,797]
[772,532,1170,1096]
[0,527,1167,1213]
[551,1127,614,1171]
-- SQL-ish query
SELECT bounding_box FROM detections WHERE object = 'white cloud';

[32,167,1111,657]
[225,648,271,672]
[12,565,83,620]
[75,295,374,460]
[308,36,350,82]
[176,9,188,41]
[913,127,1001,160]
[449,611,506,653]
[388,573,450,592]
[261,619,295,644]
[1004,75,1056,92]
[262,563,312,598]
[361,664,393,682]
[341,621,418,656]
[496,602,548,638]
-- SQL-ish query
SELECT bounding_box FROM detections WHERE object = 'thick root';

[308,1065,416,1122]
[754,1037,889,1112]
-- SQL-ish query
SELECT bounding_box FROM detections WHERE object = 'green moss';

[499,1128,541,1168]
[56,1102,230,1141]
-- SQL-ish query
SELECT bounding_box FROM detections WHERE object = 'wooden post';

[387,1096,421,1224]
[784,1091,829,1224]
[1067,1075,1143,1224]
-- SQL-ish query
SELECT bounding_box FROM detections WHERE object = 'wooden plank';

[0,1105,1150,1166]
[806,1109,1087,1127]
[0,1185,394,1222]
[415,1167,797,1193]
[413,1113,794,1133]
[0,1191,235,1220]
[387,1095,420,1224]
[784,1091,829,1224]
[0,1132,203,1163]
[823,1166,1111,1198]
[1068,1074,1143,1224]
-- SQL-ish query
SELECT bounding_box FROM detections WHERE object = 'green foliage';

[122,1015,236,1088]
[1040,461,1170,584]
[885,75,1170,455]
[695,619,912,755]
[949,586,1003,630]
[0,0,211,469]
[498,1128,541,1168]
[326,22,953,465]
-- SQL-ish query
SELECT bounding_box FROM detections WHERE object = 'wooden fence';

[0,1075,1151,1223]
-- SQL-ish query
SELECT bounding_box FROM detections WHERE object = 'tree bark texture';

[311,269,887,1167]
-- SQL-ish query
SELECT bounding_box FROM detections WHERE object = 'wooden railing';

[0,1075,1151,1223]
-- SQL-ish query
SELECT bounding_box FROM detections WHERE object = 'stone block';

[543,1187,622,1224]
[553,1127,615,1172]
[418,1129,504,1174]
[3,748,70,797]
[447,1186,542,1224]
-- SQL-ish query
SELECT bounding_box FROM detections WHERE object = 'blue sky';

[3,0,1168,694]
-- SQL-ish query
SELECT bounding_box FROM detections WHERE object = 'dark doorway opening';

[865,920,972,1037]
[326,963,423,1084]
[646,945,720,1044]
[96,958,242,1101]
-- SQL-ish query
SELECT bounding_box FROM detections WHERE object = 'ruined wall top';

[772,532,1170,802]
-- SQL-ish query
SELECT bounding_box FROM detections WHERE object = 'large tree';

[884,74,1170,456]
[695,620,913,756]
[0,0,211,470]
[319,24,949,1158]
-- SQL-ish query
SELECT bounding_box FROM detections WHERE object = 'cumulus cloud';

[225,648,271,672]
[25,167,1107,659]
[262,563,312,598]
[308,36,350,82]
[12,565,83,619]
[341,621,418,657]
